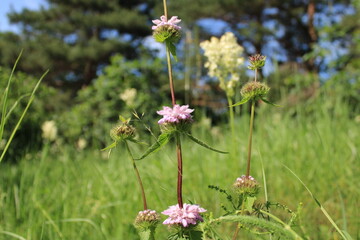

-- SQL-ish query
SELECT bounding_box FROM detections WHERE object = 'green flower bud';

[240,81,270,100]
[159,119,193,134]
[233,175,260,197]
[248,54,266,70]
[153,25,181,43]
[134,209,160,230]
[110,123,136,142]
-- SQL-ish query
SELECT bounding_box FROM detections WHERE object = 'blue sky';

[0,0,45,31]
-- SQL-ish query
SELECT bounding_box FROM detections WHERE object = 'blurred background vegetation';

[0,0,359,156]
[0,0,359,239]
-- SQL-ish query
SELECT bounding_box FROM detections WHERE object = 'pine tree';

[1,0,155,89]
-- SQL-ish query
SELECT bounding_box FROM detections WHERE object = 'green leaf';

[136,132,173,160]
[128,138,148,146]
[187,229,203,240]
[260,98,281,107]
[166,41,178,61]
[138,229,155,240]
[215,215,296,240]
[185,133,228,154]
[230,97,250,107]
[101,141,117,151]
[245,196,256,212]
[119,115,127,123]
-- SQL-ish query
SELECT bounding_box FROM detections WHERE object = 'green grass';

[0,104,359,240]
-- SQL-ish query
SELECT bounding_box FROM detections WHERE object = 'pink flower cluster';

[236,175,255,183]
[162,203,207,227]
[152,15,181,30]
[157,105,194,124]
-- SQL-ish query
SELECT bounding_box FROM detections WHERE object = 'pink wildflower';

[162,203,207,227]
[157,105,194,124]
[152,15,181,30]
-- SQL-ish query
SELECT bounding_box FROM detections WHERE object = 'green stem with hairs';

[232,194,247,240]
[163,0,175,106]
[245,69,258,177]
[125,140,148,210]
[166,48,176,106]
[246,100,255,177]
[227,96,236,147]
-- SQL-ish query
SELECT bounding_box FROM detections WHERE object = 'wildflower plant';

[102,116,160,239]
[131,1,228,239]
[101,1,348,239]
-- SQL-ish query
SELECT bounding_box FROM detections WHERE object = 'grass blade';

[0,50,23,142]
[283,165,350,240]
[4,93,31,123]
[0,70,49,163]
[0,231,27,240]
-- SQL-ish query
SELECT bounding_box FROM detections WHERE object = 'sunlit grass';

[0,103,359,239]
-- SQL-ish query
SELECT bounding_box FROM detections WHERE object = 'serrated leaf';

[166,41,178,61]
[187,229,203,240]
[261,98,281,107]
[167,233,178,240]
[230,97,250,107]
[101,141,117,151]
[215,215,295,239]
[185,133,228,154]
[136,132,173,160]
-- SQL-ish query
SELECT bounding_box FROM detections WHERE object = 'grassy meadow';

[0,95,359,240]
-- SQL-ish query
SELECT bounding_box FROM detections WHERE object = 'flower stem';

[163,0,183,209]
[232,194,247,240]
[162,0,176,106]
[125,140,148,210]
[175,132,183,208]
[227,96,236,145]
[246,100,255,177]
[166,49,176,106]
[254,69,258,82]
[163,0,168,18]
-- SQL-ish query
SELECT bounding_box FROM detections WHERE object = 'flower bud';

[160,119,193,134]
[110,123,135,141]
[134,209,160,230]
[152,16,181,43]
[240,81,270,100]
[233,175,260,196]
[248,54,266,70]
[153,25,181,43]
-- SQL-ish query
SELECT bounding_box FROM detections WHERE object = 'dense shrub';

[58,54,169,147]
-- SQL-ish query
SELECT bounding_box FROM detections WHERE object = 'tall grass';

[0,95,359,239]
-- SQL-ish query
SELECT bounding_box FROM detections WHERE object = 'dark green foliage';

[1,0,155,87]
[58,54,168,147]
